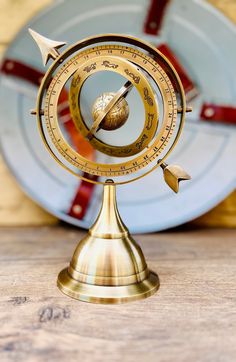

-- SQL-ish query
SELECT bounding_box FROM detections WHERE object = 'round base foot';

[57,268,159,304]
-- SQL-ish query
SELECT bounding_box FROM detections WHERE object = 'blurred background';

[0,0,235,231]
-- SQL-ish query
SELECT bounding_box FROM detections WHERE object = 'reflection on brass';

[30,31,191,303]
[177,106,193,113]
[28,28,66,66]
[30,109,44,115]
[92,92,129,131]
[87,80,133,137]
[69,56,159,158]
[57,182,159,303]
[161,162,191,193]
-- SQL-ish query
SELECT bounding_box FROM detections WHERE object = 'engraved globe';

[92,92,129,131]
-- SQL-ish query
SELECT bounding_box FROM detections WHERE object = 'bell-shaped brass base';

[57,181,159,304]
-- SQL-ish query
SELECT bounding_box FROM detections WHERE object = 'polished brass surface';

[92,92,129,131]
[30,31,191,303]
[69,53,159,158]
[30,33,188,185]
[177,106,193,113]
[161,163,191,193]
[28,28,66,66]
[57,182,159,303]
[88,80,133,137]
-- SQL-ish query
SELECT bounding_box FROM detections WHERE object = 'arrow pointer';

[28,28,66,66]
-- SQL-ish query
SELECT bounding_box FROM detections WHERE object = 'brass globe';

[92,92,129,131]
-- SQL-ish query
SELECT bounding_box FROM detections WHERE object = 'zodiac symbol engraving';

[143,88,154,106]
[146,113,154,130]
[102,60,118,69]
[124,69,140,84]
[83,62,97,73]
[71,76,81,87]
[136,134,148,150]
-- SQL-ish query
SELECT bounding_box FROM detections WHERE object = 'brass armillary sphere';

[29,29,191,303]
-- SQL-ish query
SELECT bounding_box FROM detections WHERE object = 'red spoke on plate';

[1,59,43,85]
[144,0,170,35]
[157,43,197,95]
[158,46,236,124]
[58,87,97,220]
[143,1,198,96]
[156,46,236,124]
[201,103,236,125]
[1,59,97,220]
[144,0,236,124]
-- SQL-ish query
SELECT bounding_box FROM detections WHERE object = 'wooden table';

[0,226,236,362]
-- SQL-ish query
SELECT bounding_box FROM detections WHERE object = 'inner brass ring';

[69,55,158,157]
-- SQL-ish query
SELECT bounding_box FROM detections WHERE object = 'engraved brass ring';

[69,55,158,157]
[36,34,186,185]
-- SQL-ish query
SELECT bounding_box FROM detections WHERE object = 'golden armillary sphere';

[29,29,191,304]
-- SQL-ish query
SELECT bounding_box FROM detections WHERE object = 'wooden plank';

[0,226,236,361]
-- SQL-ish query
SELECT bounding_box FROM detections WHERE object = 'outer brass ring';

[45,46,176,176]
[36,34,186,185]
[69,55,158,157]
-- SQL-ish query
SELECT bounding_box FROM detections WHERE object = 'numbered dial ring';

[37,34,185,185]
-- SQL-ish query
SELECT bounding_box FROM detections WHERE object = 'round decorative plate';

[0,0,235,232]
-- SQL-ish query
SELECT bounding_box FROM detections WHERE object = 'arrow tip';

[28,28,66,66]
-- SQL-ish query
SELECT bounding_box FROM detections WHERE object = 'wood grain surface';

[0,226,236,362]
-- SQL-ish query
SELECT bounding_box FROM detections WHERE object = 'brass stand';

[57,181,159,303]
